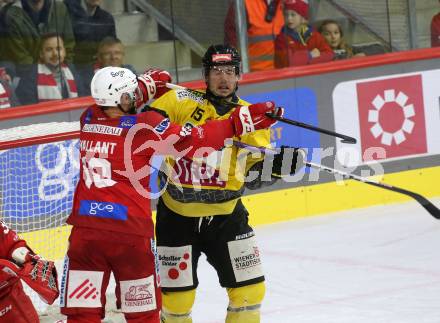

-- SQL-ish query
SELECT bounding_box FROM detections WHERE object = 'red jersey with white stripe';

[67,105,234,238]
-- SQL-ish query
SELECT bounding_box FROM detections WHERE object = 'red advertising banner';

[333,70,440,166]
[356,74,427,160]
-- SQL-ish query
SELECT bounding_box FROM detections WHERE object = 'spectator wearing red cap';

[274,0,334,68]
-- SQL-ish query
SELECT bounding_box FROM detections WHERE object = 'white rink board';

[42,198,440,323]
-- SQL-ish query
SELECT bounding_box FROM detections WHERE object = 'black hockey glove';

[245,161,277,190]
[271,145,300,178]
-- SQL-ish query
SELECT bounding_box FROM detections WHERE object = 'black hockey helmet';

[202,44,241,75]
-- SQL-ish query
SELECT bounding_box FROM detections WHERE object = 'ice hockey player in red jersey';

[59,66,281,322]
[0,220,59,323]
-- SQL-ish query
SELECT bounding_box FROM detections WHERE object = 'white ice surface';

[41,198,440,323]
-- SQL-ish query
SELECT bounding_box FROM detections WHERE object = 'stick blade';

[366,182,440,220]
[406,192,440,220]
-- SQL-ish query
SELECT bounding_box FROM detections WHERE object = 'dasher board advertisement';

[333,70,440,167]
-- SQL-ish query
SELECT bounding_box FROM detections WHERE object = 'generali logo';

[124,283,154,305]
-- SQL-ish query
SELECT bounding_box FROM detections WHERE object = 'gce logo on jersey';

[89,202,114,215]
[79,200,128,220]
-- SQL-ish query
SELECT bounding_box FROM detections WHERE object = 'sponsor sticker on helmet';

[110,70,125,77]
[212,54,232,62]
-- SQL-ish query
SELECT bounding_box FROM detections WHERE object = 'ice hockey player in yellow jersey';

[151,44,299,323]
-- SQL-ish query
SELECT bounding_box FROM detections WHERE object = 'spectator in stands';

[275,0,333,68]
[431,1,440,47]
[95,37,134,72]
[0,1,13,61]
[79,37,135,95]
[0,64,20,108]
[64,0,116,66]
[318,19,365,60]
[16,33,81,105]
[0,0,75,78]
[224,0,284,71]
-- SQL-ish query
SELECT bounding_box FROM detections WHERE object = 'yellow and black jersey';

[151,88,271,217]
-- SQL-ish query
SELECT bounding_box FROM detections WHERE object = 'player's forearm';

[177,119,234,158]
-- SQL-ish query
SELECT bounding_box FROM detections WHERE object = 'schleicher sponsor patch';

[157,245,193,288]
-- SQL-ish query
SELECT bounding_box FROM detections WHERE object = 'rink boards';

[21,165,440,260]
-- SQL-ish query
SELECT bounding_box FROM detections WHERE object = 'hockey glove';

[142,68,172,99]
[137,73,157,107]
[19,254,59,305]
[272,146,302,178]
[245,161,277,190]
[229,101,283,136]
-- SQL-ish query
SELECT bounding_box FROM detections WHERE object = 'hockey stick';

[265,114,357,144]
[232,140,440,220]
[165,83,357,144]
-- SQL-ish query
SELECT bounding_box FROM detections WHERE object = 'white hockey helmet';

[90,66,139,106]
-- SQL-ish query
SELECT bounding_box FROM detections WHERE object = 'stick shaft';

[166,83,357,144]
[267,114,357,144]
[232,140,440,220]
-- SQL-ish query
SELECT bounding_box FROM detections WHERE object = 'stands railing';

[127,0,206,58]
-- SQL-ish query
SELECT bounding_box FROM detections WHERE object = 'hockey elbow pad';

[271,146,302,178]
